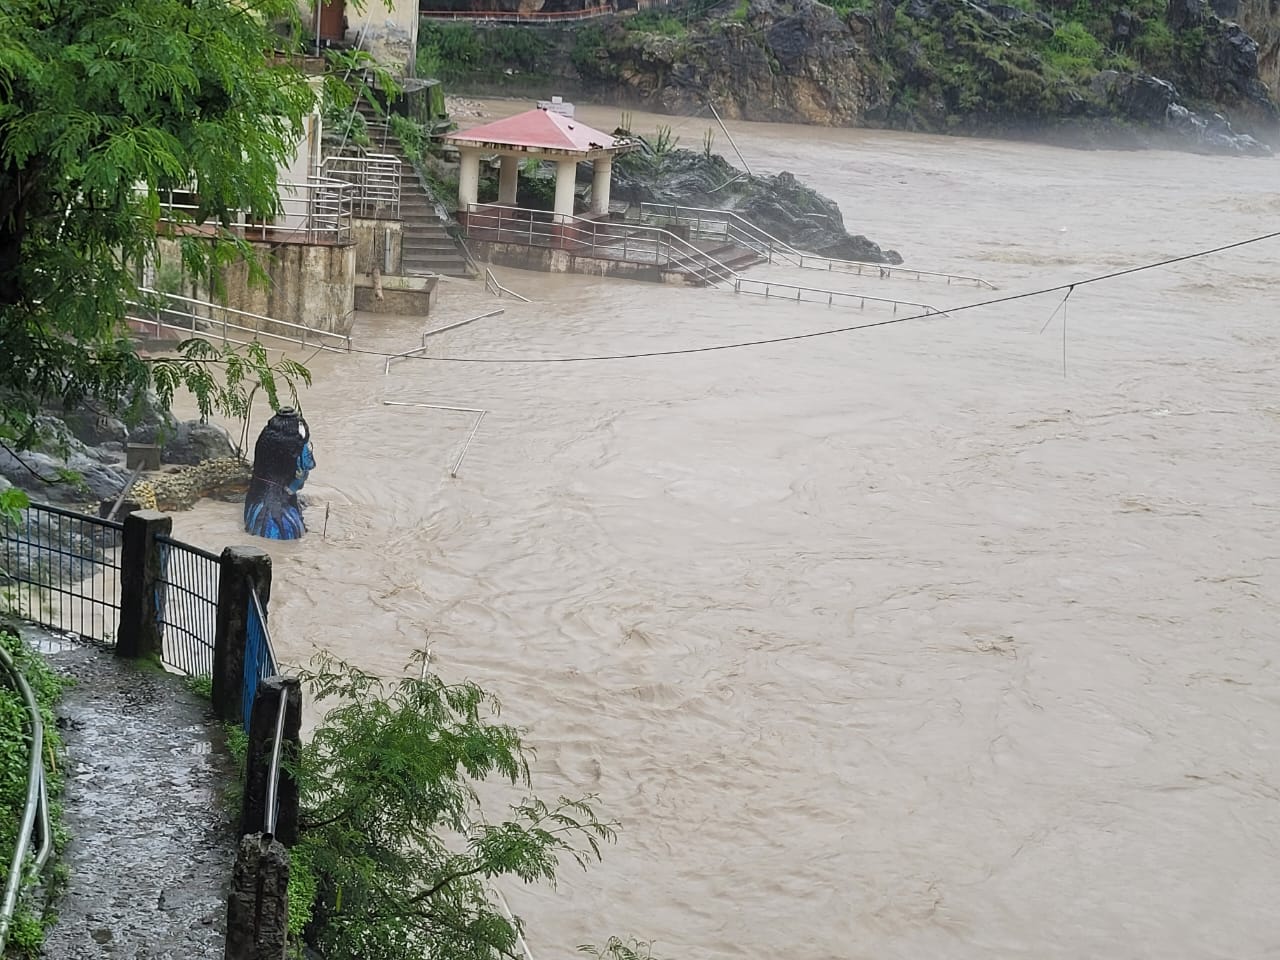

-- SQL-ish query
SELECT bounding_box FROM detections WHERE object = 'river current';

[175,104,1280,959]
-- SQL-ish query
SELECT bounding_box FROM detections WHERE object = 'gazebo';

[444,106,638,222]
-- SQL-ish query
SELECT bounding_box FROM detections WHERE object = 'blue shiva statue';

[244,408,315,540]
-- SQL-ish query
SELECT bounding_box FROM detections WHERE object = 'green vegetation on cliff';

[422,0,1277,150]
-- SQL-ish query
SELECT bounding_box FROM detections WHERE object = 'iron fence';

[0,503,123,643]
[156,535,220,678]
[243,586,278,732]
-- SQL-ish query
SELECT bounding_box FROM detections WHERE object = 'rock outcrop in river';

[610,147,903,262]
[423,0,1280,153]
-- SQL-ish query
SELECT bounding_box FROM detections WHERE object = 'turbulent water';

[175,105,1280,959]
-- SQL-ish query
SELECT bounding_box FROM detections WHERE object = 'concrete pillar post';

[553,158,577,222]
[591,156,613,216]
[498,154,520,205]
[457,148,481,211]
[224,833,290,960]
[212,545,273,726]
[117,509,171,662]
[241,676,303,846]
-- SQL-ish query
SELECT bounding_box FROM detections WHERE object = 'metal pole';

[263,691,288,836]
[707,102,753,178]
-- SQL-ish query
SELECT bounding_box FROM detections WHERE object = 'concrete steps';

[345,97,474,278]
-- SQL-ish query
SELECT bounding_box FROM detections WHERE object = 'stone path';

[31,634,236,960]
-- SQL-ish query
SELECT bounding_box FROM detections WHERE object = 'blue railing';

[242,586,277,731]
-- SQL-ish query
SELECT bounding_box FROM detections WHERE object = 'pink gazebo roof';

[445,108,635,158]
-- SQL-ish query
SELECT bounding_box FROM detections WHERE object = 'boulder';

[129,420,236,466]
[612,148,903,263]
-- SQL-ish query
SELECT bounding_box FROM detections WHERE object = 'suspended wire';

[326,227,1280,365]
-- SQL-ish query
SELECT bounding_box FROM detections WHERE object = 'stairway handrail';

[638,202,995,288]
[464,204,738,287]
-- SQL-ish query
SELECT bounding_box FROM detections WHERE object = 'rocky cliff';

[422,0,1280,152]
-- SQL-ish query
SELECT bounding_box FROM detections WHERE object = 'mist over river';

[175,105,1280,959]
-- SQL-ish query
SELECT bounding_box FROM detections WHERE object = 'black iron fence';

[0,503,123,642]
[156,535,220,678]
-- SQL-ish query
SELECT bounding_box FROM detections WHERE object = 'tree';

[291,654,619,960]
[0,0,322,451]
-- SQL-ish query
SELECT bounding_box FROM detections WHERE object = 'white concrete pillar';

[457,149,481,210]
[591,156,613,216]
[553,158,577,222]
[498,154,520,205]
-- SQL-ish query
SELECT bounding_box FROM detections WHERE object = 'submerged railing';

[464,204,943,313]
[638,202,996,288]
[484,267,532,303]
[0,645,53,954]
[127,287,352,353]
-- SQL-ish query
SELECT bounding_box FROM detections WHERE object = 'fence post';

[116,509,171,661]
[240,676,302,845]
[212,546,272,726]
[224,833,290,960]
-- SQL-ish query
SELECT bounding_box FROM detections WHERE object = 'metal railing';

[0,503,123,643]
[638,203,996,288]
[321,153,401,220]
[420,3,617,21]
[463,204,738,287]
[155,177,355,246]
[484,268,532,303]
[466,204,942,313]
[262,692,288,837]
[155,536,220,678]
[0,644,53,954]
[127,287,352,353]
[382,315,502,478]
[242,586,278,732]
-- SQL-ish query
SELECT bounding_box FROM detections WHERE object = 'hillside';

[419,0,1280,153]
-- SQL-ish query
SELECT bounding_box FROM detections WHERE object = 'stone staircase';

[349,99,475,279]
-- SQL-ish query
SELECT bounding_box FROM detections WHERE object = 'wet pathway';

[33,635,236,960]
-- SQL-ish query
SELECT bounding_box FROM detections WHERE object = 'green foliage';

[389,114,429,166]
[292,653,618,960]
[1133,16,1175,64]
[418,24,551,83]
[0,488,28,526]
[1043,20,1104,76]
[571,25,611,76]
[0,0,365,451]
[623,13,687,37]
[0,630,66,958]
[824,0,874,14]
[652,125,679,156]
[183,673,213,701]
[728,0,749,22]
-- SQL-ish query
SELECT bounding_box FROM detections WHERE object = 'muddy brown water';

[174,104,1280,959]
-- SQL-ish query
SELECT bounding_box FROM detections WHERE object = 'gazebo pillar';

[553,159,577,222]
[591,157,612,216]
[457,148,481,211]
[498,154,520,205]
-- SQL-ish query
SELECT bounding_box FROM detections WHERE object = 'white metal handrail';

[639,202,996,288]
[483,268,532,303]
[154,177,354,245]
[466,204,941,313]
[0,644,53,954]
[382,314,501,478]
[463,205,738,288]
[127,287,352,352]
[321,154,401,220]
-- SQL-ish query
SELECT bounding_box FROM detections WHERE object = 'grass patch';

[0,630,66,959]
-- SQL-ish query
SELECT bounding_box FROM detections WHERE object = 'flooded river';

[175,105,1280,959]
